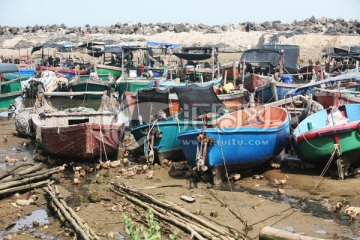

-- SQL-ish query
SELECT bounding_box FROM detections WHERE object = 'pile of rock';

[0,16,359,37]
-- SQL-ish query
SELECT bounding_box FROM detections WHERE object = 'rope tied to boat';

[215,127,249,231]
[302,144,340,201]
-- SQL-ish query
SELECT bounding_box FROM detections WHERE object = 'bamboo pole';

[0,163,34,180]
[0,168,58,190]
[44,186,91,240]
[112,183,232,237]
[259,226,326,240]
[111,187,206,240]
[0,168,58,183]
[0,180,52,196]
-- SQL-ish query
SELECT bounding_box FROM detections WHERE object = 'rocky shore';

[1,16,360,63]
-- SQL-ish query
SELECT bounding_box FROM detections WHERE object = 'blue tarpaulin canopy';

[146,41,180,49]
[287,72,360,96]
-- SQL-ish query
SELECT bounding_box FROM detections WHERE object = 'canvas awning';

[0,63,19,73]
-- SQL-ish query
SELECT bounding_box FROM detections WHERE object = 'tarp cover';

[240,49,281,67]
[263,44,300,74]
[173,84,225,119]
[0,63,19,73]
[147,41,180,49]
[287,72,360,96]
[131,88,171,126]
[173,52,212,61]
[31,44,76,54]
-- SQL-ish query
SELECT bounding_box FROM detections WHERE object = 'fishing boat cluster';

[1,42,360,184]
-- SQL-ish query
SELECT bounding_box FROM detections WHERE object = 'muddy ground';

[1,116,360,240]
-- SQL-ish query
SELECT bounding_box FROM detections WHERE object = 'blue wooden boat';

[293,104,360,179]
[255,80,302,103]
[130,83,225,164]
[178,105,290,184]
[4,68,35,81]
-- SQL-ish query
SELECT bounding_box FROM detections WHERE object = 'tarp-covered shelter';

[240,49,281,68]
[173,83,225,119]
[131,88,171,127]
[263,44,300,74]
[31,43,77,54]
[322,47,360,61]
[173,46,216,61]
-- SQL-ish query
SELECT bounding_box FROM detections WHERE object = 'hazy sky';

[1,0,359,26]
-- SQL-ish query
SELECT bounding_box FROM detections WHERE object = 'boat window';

[68,119,89,125]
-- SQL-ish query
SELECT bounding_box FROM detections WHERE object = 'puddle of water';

[0,209,51,238]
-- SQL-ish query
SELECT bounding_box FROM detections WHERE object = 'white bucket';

[129,70,137,78]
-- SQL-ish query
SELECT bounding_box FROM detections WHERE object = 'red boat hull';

[315,91,360,109]
[243,74,270,92]
[39,123,123,159]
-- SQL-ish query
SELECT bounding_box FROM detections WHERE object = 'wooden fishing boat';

[31,93,124,159]
[265,95,323,129]
[178,105,290,184]
[220,62,240,81]
[38,66,87,79]
[293,104,360,179]
[0,63,23,111]
[314,88,360,108]
[243,73,271,92]
[94,64,123,79]
[131,84,225,164]
[255,80,302,103]
[68,73,112,99]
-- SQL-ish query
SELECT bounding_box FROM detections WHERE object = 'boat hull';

[296,123,360,165]
[256,82,301,103]
[117,81,150,97]
[243,74,271,92]
[70,81,110,99]
[178,106,290,170]
[131,120,205,163]
[294,104,360,169]
[36,123,123,159]
[95,65,122,79]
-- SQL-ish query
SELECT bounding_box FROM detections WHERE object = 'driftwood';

[111,187,206,240]
[0,168,58,191]
[0,180,52,197]
[0,167,58,184]
[0,163,43,182]
[111,183,241,240]
[44,186,99,240]
[0,163,34,180]
[259,226,326,240]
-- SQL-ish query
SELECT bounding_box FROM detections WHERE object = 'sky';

[0,0,359,27]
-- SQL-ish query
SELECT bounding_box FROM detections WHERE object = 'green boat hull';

[0,93,21,110]
[71,83,110,99]
[0,81,22,110]
[132,119,205,164]
[117,81,149,96]
[296,129,360,165]
[96,67,122,79]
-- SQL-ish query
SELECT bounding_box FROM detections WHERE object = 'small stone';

[180,195,196,203]
[210,211,218,217]
[32,221,40,227]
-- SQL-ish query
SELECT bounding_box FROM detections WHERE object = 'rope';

[215,127,249,230]
[301,131,337,150]
[301,145,339,200]
[99,123,108,162]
